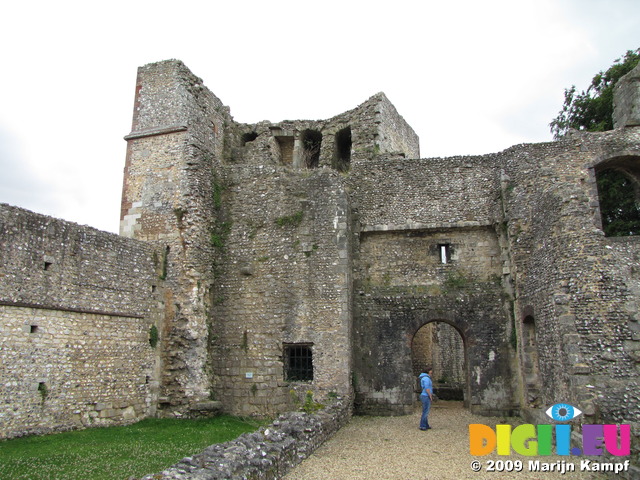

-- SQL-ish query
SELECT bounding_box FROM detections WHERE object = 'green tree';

[596,169,640,237]
[549,49,640,139]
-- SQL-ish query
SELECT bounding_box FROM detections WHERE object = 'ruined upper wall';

[614,62,640,128]
[233,92,419,170]
[374,93,420,159]
[348,154,501,231]
[126,59,231,144]
[1,204,160,316]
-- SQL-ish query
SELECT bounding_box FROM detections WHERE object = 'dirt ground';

[283,401,609,480]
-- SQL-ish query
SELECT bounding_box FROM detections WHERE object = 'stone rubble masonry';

[121,60,233,412]
[209,166,352,416]
[1,57,640,473]
[0,204,163,439]
[119,60,418,419]
[614,62,640,128]
[139,398,351,480]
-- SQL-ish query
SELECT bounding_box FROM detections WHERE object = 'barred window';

[284,344,313,382]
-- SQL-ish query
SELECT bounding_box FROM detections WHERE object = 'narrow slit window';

[284,344,313,382]
[439,244,451,264]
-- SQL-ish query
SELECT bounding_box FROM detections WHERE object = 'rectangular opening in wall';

[44,261,52,271]
[283,343,313,382]
[438,244,451,264]
[333,126,352,172]
[30,325,39,334]
[275,136,294,165]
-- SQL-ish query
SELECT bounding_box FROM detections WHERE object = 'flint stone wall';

[139,399,350,480]
[347,154,516,416]
[0,204,162,439]
[614,62,640,128]
[501,132,640,427]
[210,165,352,416]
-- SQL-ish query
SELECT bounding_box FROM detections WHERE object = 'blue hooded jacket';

[419,372,433,397]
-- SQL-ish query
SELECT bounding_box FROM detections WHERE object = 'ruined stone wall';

[348,156,517,416]
[375,93,420,159]
[501,130,640,426]
[0,204,161,439]
[121,60,234,413]
[141,398,351,480]
[118,61,419,419]
[350,155,501,230]
[234,92,418,171]
[614,62,640,128]
[210,166,351,416]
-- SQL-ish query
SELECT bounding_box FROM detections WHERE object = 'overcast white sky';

[1,0,638,233]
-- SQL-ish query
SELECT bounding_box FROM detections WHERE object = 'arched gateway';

[353,288,518,416]
[412,321,466,403]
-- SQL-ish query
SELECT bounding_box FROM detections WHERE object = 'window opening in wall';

[241,131,258,146]
[275,136,295,165]
[160,246,170,280]
[595,164,640,237]
[333,127,352,172]
[438,244,451,264]
[283,344,313,381]
[300,129,322,169]
[44,261,52,271]
[30,325,39,334]
[522,312,541,407]
[37,382,48,403]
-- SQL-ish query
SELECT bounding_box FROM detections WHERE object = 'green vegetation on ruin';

[274,210,304,227]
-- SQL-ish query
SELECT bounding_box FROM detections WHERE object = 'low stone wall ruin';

[139,398,351,480]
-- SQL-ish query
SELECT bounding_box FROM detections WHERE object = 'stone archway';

[411,321,467,405]
[353,297,517,417]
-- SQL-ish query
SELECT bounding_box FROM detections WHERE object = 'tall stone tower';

[121,60,231,411]
[119,59,421,416]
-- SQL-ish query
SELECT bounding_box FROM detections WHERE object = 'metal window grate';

[284,344,313,382]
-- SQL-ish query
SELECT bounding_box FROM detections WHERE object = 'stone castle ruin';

[1,60,640,443]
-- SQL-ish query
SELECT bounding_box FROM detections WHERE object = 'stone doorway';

[353,296,516,416]
[411,321,467,405]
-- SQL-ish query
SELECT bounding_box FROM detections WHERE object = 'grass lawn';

[0,416,267,480]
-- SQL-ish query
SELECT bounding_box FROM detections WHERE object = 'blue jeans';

[420,394,431,429]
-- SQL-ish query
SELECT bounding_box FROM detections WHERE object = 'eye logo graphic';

[545,403,582,422]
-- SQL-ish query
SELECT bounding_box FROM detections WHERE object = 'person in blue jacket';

[419,368,433,430]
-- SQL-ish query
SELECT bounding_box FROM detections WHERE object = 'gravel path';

[284,401,603,480]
